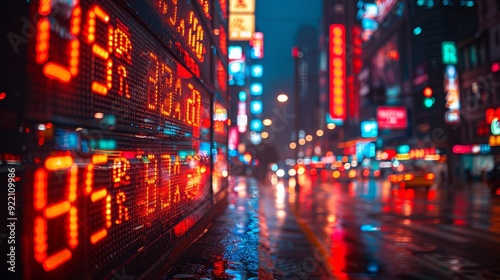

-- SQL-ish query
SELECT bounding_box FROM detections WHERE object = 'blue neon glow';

[239,91,247,101]
[360,224,381,232]
[250,101,263,114]
[361,120,378,138]
[250,83,263,96]
[250,119,263,132]
[229,61,243,75]
[251,65,263,77]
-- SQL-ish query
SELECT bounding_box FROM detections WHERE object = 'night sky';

[254,0,322,158]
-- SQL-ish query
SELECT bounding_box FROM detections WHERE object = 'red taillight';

[388,174,395,182]
[374,170,380,177]
[404,174,414,181]
[363,169,370,177]
[425,173,435,180]
[310,168,317,176]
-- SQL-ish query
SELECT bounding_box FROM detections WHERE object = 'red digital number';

[85,155,111,244]
[145,154,158,215]
[186,83,201,126]
[36,0,81,83]
[147,52,159,110]
[86,5,113,95]
[33,156,78,271]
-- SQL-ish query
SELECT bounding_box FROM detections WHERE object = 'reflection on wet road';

[280,174,500,279]
[167,175,500,279]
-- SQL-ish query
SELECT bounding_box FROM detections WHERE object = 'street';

[269,174,500,279]
[167,175,500,279]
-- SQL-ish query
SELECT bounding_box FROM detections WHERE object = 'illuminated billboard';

[329,24,346,121]
[2,0,227,278]
[371,34,401,100]
[377,106,407,129]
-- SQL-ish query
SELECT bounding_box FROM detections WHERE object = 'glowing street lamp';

[277,93,288,103]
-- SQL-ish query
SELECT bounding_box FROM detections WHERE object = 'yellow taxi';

[387,164,435,189]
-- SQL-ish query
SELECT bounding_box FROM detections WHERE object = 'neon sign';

[329,24,346,121]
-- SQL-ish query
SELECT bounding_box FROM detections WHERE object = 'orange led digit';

[168,0,178,26]
[85,156,111,245]
[34,169,47,210]
[92,154,108,164]
[147,52,159,110]
[117,65,131,98]
[87,5,113,95]
[160,155,173,209]
[39,0,51,15]
[160,63,173,116]
[186,83,201,126]
[145,154,158,214]
[115,191,129,224]
[89,188,110,244]
[187,11,205,62]
[33,158,78,271]
[113,157,130,186]
[44,155,73,171]
[114,26,132,63]
[37,0,80,83]
[43,249,72,271]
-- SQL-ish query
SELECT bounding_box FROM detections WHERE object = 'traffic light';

[423,87,435,108]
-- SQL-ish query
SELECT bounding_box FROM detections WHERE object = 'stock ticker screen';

[1,0,229,278]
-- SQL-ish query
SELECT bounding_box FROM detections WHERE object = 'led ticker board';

[2,0,227,279]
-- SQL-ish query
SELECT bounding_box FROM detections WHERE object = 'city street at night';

[168,175,500,279]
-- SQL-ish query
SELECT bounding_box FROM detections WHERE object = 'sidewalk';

[164,176,272,279]
[163,176,332,280]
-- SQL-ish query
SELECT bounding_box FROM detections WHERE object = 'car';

[387,164,435,189]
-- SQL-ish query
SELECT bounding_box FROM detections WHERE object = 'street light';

[316,129,324,136]
[277,93,288,103]
[327,123,336,130]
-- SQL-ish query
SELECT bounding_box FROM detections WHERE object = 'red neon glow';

[376,106,407,129]
[329,24,346,120]
[492,62,500,73]
[37,1,80,83]
[486,108,500,124]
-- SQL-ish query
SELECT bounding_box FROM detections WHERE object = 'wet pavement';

[165,175,500,279]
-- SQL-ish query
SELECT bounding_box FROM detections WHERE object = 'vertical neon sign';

[329,24,346,121]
